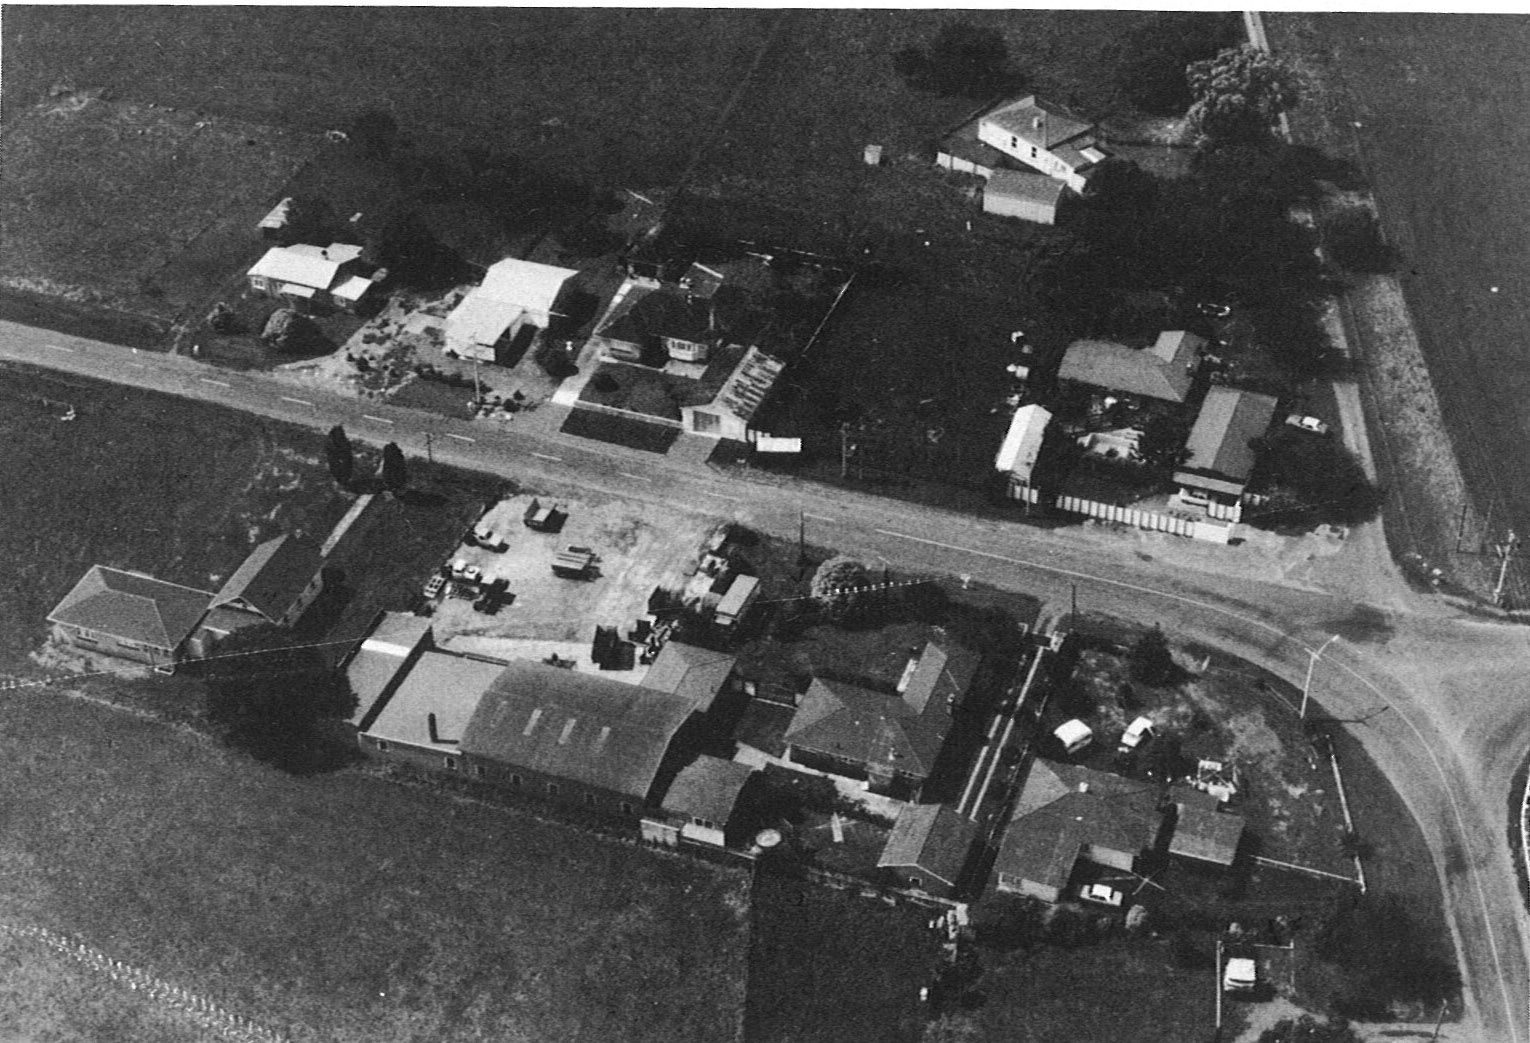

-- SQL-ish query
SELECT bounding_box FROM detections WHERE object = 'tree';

[810,555,870,622]
[1315,892,1460,1017]
[202,624,357,774]
[895,20,1019,99]
[1129,625,1179,686]
[261,308,318,353]
[1321,205,1398,274]
[1081,156,1158,214]
[1136,413,1192,475]
[325,425,355,488]
[1111,12,1241,115]
[1252,427,1384,527]
[1258,1017,1361,1043]
[380,442,408,496]
[363,211,468,291]
[1187,44,1306,145]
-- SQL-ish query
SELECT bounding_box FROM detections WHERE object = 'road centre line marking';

[531,452,562,462]
[446,434,475,443]
[618,472,653,482]
[46,345,74,353]
[279,396,312,407]
[199,378,231,388]
[126,362,148,369]
[362,414,394,425]
[700,491,742,501]
[803,512,838,523]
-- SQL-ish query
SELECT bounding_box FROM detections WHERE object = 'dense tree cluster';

[1187,44,1307,145]
[1110,12,1243,115]
[894,21,1019,99]
[1315,892,1460,1017]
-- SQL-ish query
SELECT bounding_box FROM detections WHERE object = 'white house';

[445,257,579,362]
[246,243,376,313]
[681,345,784,441]
[975,95,1108,193]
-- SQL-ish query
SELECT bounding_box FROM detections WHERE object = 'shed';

[983,170,1066,225]
[995,404,1052,484]
[877,803,978,897]
[640,641,737,713]
[713,574,760,628]
[661,755,755,846]
[1169,785,1246,866]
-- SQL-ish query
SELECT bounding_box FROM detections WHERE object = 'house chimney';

[427,712,459,745]
[1077,781,1089,793]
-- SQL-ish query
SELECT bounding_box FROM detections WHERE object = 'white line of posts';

[1299,633,1342,720]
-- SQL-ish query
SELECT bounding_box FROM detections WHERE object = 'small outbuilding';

[982,170,1066,225]
[877,803,978,897]
[1169,785,1246,867]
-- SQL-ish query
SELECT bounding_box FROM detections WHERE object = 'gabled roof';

[209,535,324,623]
[986,170,1068,206]
[981,95,1095,150]
[447,258,579,347]
[707,345,784,423]
[900,641,978,715]
[995,404,1052,479]
[364,650,505,750]
[640,641,736,714]
[877,803,979,888]
[996,760,1164,887]
[786,677,950,779]
[47,566,214,652]
[1169,785,1245,866]
[1147,329,1206,367]
[661,754,754,824]
[1176,387,1279,487]
[462,660,697,800]
[1059,339,1195,403]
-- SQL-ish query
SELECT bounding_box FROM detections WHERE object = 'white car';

[1285,414,1331,435]
[1079,883,1124,907]
[1119,715,1155,752]
[1223,956,1258,992]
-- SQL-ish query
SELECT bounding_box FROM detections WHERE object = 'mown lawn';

[0,689,750,1043]
[0,364,353,675]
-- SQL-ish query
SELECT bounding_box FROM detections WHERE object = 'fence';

[0,922,287,1043]
[1009,485,1234,544]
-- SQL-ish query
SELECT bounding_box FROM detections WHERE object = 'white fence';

[1009,484,1234,544]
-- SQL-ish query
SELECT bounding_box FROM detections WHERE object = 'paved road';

[2,319,1527,1041]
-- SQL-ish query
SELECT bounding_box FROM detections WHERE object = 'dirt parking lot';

[425,490,725,645]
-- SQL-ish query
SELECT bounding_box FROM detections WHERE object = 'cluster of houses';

[995,328,1280,536]
[47,535,326,669]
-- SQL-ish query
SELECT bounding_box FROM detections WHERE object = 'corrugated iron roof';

[47,566,213,652]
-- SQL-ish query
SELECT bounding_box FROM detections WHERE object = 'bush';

[810,555,870,623]
[1111,12,1242,115]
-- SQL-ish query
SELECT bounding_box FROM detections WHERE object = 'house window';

[584,793,596,807]
[693,817,714,829]
[1030,146,1038,159]
[472,764,485,778]
[547,783,559,797]
[75,633,100,645]
[909,876,923,888]
[692,410,720,434]
[444,756,459,771]
[620,802,634,816]
[1010,136,1018,149]
[375,739,391,752]
[511,774,523,786]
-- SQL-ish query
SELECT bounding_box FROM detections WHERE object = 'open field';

[0,93,317,324]
[0,688,749,1043]
[0,364,353,675]
[1270,14,1530,603]
[746,872,934,1043]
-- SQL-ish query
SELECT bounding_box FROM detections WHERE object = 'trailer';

[551,546,597,579]
[524,498,568,533]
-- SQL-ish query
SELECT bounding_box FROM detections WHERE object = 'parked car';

[472,525,507,551]
[448,559,483,584]
[1079,883,1124,907]
[1119,716,1156,753]
[1053,719,1094,754]
[1285,414,1331,435]
[1223,956,1258,993]
[1196,300,1233,319]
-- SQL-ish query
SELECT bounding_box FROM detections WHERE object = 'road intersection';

[3,319,1527,1041]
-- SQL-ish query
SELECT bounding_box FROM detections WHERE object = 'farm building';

[982,171,1066,225]
[640,641,739,714]
[461,660,699,819]
[877,803,979,898]
[246,242,377,313]
[359,650,507,774]
[445,257,579,362]
[1168,785,1246,867]
[994,761,1164,903]
[785,641,976,800]
[937,94,1108,193]
[995,403,1052,491]
[194,534,325,648]
[1058,330,1204,404]
[657,754,756,847]
[47,566,215,669]
[341,612,435,730]
[1174,386,1279,509]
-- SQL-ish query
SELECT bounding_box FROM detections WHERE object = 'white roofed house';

[995,403,1052,499]
[937,94,1109,195]
[445,257,579,363]
[246,242,378,313]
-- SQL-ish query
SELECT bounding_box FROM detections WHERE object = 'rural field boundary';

[0,922,289,1043]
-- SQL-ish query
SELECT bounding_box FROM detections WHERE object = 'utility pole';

[797,510,807,568]
[1070,582,1078,626]
[1300,634,1341,720]
[424,431,434,467]
[1494,529,1520,605]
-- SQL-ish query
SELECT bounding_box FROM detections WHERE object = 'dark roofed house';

[47,566,214,668]
[995,760,1165,903]
[640,641,738,714]
[194,535,325,653]
[1174,386,1279,506]
[1168,785,1246,867]
[1058,333,1201,404]
[786,642,974,800]
[462,660,698,816]
[660,754,756,847]
[877,803,979,897]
